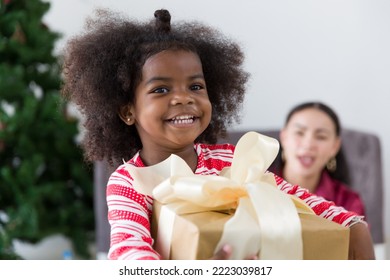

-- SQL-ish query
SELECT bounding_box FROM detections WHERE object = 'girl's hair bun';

[154,9,171,33]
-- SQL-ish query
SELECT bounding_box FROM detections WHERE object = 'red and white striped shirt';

[106,143,360,260]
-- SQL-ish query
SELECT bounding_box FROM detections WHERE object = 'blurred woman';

[271,101,365,216]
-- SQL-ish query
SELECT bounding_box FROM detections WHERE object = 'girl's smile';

[168,115,198,126]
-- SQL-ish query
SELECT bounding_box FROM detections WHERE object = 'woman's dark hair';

[61,9,249,166]
[270,102,351,185]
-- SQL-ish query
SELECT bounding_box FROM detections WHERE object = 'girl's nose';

[170,89,194,105]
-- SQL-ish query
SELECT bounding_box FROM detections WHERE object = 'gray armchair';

[93,128,384,256]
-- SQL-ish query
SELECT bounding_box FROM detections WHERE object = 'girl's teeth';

[171,115,194,124]
[172,118,194,124]
[172,115,193,120]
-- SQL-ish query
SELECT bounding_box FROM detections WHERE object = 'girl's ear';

[118,104,135,125]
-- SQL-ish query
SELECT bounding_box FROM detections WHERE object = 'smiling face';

[119,49,212,165]
[280,107,341,179]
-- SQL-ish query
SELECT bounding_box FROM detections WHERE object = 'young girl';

[61,8,375,260]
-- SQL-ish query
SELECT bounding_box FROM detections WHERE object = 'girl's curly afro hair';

[61,8,249,167]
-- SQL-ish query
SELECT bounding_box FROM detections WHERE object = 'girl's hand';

[209,244,258,260]
[348,223,375,259]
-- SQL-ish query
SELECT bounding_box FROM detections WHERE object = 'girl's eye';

[152,87,169,94]
[190,84,204,91]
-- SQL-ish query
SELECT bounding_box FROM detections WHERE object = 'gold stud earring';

[326,157,337,172]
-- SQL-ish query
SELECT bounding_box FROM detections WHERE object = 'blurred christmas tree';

[0,0,94,259]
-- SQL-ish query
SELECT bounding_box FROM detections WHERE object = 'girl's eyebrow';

[144,73,205,85]
[144,76,171,85]
[190,73,206,80]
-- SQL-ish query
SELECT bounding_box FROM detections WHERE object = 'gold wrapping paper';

[151,201,350,260]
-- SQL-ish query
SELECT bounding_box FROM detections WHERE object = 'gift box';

[151,201,230,260]
[299,213,349,259]
[151,202,349,260]
[126,131,350,260]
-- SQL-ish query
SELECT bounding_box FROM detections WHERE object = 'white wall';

[44,0,390,258]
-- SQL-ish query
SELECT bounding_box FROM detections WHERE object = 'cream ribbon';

[125,131,314,259]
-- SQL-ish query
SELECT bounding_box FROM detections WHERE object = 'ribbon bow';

[126,131,313,259]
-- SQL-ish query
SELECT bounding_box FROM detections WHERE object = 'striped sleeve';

[106,164,160,260]
[272,173,363,227]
